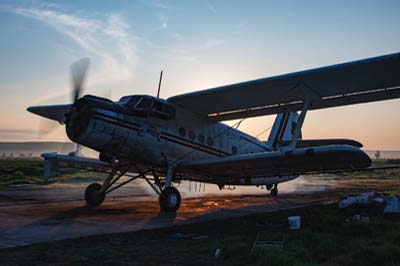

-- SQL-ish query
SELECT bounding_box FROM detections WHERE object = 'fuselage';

[66,94,270,165]
[65,94,300,186]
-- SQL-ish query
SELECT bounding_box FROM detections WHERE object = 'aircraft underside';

[82,165,293,212]
[31,52,400,212]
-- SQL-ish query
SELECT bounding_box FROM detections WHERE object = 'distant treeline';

[0,142,399,159]
[0,142,76,157]
[365,150,400,160]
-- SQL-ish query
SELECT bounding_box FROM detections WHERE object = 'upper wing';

[178,145,371,178]
[168,52,400,121]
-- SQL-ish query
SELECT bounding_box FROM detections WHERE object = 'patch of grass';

[2,205,400,266]
[334,160,400,180]
[0,159,106,185]
[0,170,42,184]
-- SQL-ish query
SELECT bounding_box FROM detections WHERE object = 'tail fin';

[267,112,301,150]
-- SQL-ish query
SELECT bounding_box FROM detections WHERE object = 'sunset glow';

[1,0,399,149]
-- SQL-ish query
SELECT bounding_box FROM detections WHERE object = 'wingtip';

[27,106,42,115]
[27,106,36,114]
[25,104,71,123]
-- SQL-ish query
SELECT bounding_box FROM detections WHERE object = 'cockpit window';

[119,95,141,108]
[150,100,175,119]
[127,96,141,108]
[119,96,131,105]
[119,95,175,120]
[136,97,153,110]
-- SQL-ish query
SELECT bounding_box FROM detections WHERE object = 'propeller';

[35,58,90,138]
[70,57,90,104]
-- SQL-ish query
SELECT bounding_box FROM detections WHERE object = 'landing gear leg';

[159,165,181,212]
[270,184,278,197]
[84,165,132,207]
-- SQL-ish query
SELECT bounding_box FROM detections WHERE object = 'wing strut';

[287,84,320,150]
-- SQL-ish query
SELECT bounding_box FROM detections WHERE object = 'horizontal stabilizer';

[179,145,371,178]
[27,104,72,123]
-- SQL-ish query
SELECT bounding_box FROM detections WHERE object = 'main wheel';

[270,186,278,197]
[159,187,181,212]
[85,183,105,207]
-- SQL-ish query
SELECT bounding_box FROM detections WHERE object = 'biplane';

[28,52,400,212]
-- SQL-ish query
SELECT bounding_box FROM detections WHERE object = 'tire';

[85,183,105,207]
[159,187,181,212]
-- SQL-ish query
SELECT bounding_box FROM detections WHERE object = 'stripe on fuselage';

[90,110,231,157]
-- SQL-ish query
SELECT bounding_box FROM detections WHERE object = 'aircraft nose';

[65,106,90,141]
[65,95,116,141]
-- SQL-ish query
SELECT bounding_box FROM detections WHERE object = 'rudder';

[267,112,301,150]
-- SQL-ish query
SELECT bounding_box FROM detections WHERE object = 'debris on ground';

[352,214,369,223]
[338,191,400,215]
[169,233,193,239]
[214,248,221,258]
[384,196,400,213]
[169,232,209,240]
[288,216,301,230]
[250,232,284,253]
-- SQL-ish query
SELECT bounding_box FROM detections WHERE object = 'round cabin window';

[189,130,196,141]
[198,134,205,143]
[178,127,186,137]
[207,137,214,146]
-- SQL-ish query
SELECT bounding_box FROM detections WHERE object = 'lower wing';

[42,153,112,172]
[178,145,371,178]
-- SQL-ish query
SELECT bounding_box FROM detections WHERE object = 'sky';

[0,0,399,150]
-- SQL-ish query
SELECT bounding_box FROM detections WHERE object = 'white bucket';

[288,216,301,230]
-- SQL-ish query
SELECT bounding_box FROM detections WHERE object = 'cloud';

[156,13,168,30]
[171,32,183,40]
[140,0,170,10]
[15,7,96,30]
[206,0,217,14]
[203,39,225,49]
[7,5,138,86]
[143,40,197,63]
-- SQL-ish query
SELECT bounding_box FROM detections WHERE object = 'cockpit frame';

[119,95,175,120]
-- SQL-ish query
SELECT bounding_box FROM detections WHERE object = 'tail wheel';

[85,183,105,206]
[159,187,181,212]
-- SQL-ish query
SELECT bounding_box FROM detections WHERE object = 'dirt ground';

[1,176,400,248]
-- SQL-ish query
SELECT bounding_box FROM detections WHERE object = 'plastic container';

[288,216,301,230]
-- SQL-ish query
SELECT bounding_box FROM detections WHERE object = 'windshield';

[127,96,142,108]
[136,97,153,110]
[119,95,175,119]
[119,95,141,108]
[119,95,151,110]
